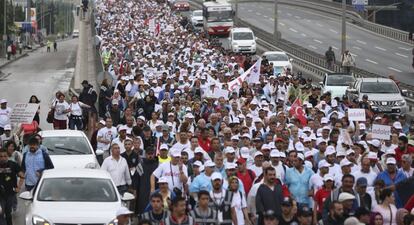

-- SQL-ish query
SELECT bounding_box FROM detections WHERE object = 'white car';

[191,10,203,26]
[229,27,257,54]
[262,51,293,75]
[72,29,79,38]
[320,73,355,99]
[39,130,102,169]
[20,169,135,225]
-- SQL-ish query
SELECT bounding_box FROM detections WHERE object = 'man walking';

[21,137,54,191]
[0,150,24,225]
[325,46,336,70]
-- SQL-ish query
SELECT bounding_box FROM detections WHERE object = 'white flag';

[247,58,262,84]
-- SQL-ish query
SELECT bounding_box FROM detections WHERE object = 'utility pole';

[41,0,44,32]
[274,0,278,40]
[3,0,7,58]
[26,0,31,47]
[341,0,346,55]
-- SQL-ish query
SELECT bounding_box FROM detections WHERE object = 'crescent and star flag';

[289,98,307,126]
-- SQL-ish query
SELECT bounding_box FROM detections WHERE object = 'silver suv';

[346,78,408,115]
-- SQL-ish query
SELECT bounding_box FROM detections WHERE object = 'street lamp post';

[274,0,278,41]
[4,0,7,58]
[341,0,347,56]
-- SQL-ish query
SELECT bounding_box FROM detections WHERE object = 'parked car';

[229,27,257,54]
[20,169,134,225]
[262,51,293,75]
[346,77,408,115]
[173,0,190,11]
[191,10,203,26]
[320,73,355,98]
[39,130,102,169]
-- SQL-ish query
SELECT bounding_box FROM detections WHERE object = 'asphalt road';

[0,39,77,224]
[237,3,414,85]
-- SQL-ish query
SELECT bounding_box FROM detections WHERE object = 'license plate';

[218,29,224,32]
[377,106,391,112]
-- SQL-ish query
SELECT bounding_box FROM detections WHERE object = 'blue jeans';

[69,116,83,130]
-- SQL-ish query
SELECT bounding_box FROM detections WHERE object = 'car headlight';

[108,218,118,225]
[85,162,100,169]
[396,100,406,106]
[232,43,238,47]
[32,215,51,225]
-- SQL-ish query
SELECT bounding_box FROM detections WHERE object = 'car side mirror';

[19,191,33,201]
[289,58,293,62]
[95,149,104,156]
[121,192,135,201]
[401,89,408,96]
[319,81,324,86]
[255,37,258,41]
[347,88,357,94]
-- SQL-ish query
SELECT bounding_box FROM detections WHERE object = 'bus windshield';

[206,10,233,22]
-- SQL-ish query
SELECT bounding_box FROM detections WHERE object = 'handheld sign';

[371,124,391,140]
[10,103,39,124]
[348,108,366,121]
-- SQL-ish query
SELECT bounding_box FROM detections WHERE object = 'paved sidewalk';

[0,45,41,69]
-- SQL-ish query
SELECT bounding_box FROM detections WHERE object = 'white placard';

[348,108,366,121]
[372,124,391,140]
[215,89,229,99]
[10,103,39,124]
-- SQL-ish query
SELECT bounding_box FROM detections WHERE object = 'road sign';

[10,103,39,124]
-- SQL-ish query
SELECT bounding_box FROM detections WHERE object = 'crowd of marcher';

[1,0,414,224]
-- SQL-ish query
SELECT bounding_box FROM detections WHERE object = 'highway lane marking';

[240,6,245,10]
[263,15,268,18]
[306,19,311,22]
[256,12,262,16]
[294,16,301,19]
[301,33,307,37]
[279,22,285,26]
[248,9,253,12]
[316,23,323,27]
[352,46,362,50]
[270,18,275,21]
[332,46,338,50]
[356,40,366,45]
[375,46,387,51]
[395,53,408,58]
[289,28,298,33]
[388,67,402,73]
[351,53,358,57]
[313,39,323,44]
[287,13,292,16]
[309,45,318,49]
[365,59,378,64]
[398,47,411,51]
[329,29,338,34]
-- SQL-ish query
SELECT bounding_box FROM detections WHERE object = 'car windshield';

[37,178,118,202]
[42,136,92,155]
[206,10,232,22]
[265,53,289,61]
[193,11,202,17]
[326,75,354,86]
[361,81,400,93]
[233,32,253,40]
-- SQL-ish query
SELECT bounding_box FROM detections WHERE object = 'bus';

[202,0,233,36]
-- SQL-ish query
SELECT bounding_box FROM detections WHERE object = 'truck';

[202,0,233,36]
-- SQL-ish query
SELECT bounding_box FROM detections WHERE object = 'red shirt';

[198,137,211,152]
[314,188,331,214]
[395,145,414,165]
[237,170,256,195]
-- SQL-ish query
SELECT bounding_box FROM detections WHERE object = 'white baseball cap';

[324,146,336,156]
[3,124,11,131]
[318,160,331,169]
[160,144,169,150]
[204,160,216,167]
[338,193,355,202]
[368,139,381,148]
[211,172,223,181]
[225,163,237,170]
[340,159,352,167]
[158,177,168,184]
[116,206,134,217]
[386,157,397,165]
[270,149,280,158]
[323,175,334,182]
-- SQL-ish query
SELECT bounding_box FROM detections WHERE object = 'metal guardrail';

[234,0,413,44]
[190,0,414,110]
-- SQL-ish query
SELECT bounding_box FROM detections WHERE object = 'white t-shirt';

[0,107,11,128]
[353,169,379,188]
[171,142,191,152]
[54,101,70,120]
[112,137,132,154]
[69,102,83,116]
[97,127,118,151]
[309,173,324,193]
[152,162,188,192]
[248,164,263,178]
[231,191,247,225]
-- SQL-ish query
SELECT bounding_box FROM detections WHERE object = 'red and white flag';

[247,58,262,84]
[289,98,307,126]
[155,23,160,36]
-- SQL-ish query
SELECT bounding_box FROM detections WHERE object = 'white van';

[72,29,79,38]
[228,27,257,54]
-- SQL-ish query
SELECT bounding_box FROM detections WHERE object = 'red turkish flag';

[155,23,160,36]
[289,98,307,126]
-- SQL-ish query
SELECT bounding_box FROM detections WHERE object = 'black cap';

[263,210,278,220]
[81,80,89,85]
[297,205,313,217]
[281,197,292,207]
[355,207,370,217]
